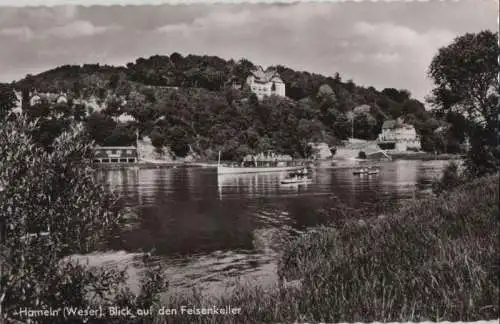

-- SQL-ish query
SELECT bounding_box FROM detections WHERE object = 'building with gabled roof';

[377,117,421,152]
[246,66,286,99]
[93,146,138,163]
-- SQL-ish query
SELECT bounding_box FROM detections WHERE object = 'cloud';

[0,1,495,101]
[353,21,455,50]
[156,23,190,34]
[192,10,252,28]
[0,20,115,43]
[0,26,34,40]
[155,3,332,35]
[44,20,115,38]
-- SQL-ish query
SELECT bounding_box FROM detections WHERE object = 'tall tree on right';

[428,30,499,176]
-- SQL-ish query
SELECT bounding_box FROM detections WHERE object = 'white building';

[377,118,421,152]
[29,92,68,106]
[246,66,286,100]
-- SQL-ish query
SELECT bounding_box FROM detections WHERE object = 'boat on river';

[280,169,312,185]
[217,151,305,175]
[353,167,380,175]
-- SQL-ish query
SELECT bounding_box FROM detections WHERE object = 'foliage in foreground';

[432,161,466,195]
[157,175,498,323]
[0,114,167,324]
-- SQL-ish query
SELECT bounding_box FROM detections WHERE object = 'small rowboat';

[353,168,380,175]
[280,169,312,185]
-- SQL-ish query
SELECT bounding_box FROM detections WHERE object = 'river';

[89,159,454,297]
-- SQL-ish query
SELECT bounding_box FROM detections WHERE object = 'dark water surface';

[90,160,453,297]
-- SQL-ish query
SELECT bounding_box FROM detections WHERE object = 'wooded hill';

[6,53,466,159]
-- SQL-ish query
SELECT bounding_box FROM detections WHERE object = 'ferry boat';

[217,151,305,175]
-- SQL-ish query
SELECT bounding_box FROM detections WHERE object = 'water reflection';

[91,160,452,296]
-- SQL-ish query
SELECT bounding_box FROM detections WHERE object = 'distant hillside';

[4,53,461,159]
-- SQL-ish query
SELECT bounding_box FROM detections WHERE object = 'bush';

[275,175,499,322]
[464,140,499,177]
[358,151,367,159]
[0,115,167,323]
[432,161,465,195]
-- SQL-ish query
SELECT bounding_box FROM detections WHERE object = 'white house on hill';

[377,118,421,152]
[246,66,286,100]
[29,92,68,106]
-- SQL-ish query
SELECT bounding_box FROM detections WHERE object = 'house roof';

[94,146,137,150]
[251,66,283,83]
[382,120,397,129]
[353,104,371,113]
[382,119,416,130]
[93,146,138,158]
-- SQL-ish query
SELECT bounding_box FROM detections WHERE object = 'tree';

[170,52,183,64]
[334,72,341,83]
[150,129,166,149]
[381,88,411,103]
[353,113,378,140]
[333,113,351,140]
[103,124,136,146]
[428,30,499,175]
[428,30,498,139]
[73,103,87,121]
[85,112,117,145]
[0,84,17,120]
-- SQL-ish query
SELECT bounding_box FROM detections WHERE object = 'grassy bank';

[389,152,465,161]
[156,174,498,323]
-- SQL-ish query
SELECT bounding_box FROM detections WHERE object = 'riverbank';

[93,161,217,170]
[389,152,464,161]
[159,174,498,323]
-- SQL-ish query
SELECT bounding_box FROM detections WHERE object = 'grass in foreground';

[155,174,499,323]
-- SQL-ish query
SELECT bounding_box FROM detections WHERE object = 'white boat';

[218,165,304,175]
[280,176,312,185]
[216,151,305,175]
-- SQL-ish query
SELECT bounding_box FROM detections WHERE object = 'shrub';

[276,175,499,322]
[432,161,465,195]
[0,115,167,323]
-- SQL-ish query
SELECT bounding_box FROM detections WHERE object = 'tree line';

[2,56,474,160]
[1,31,497,164]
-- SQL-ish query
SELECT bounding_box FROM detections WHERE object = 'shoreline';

[388,152,464,161]
[93,161,218,170]
[93,154,463,171]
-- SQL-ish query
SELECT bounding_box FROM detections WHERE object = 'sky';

[0,0,497,101]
